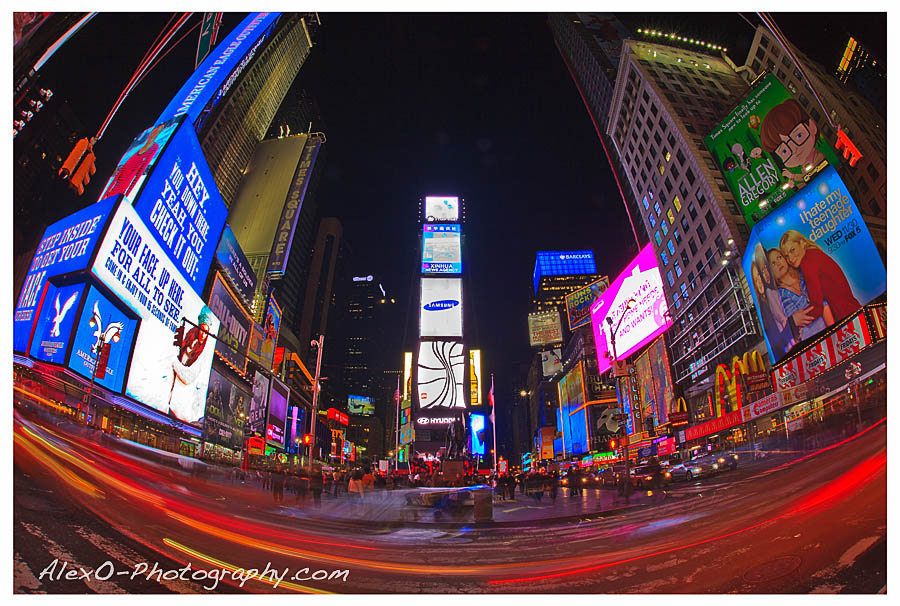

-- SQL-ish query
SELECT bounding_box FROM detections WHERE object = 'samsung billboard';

[422,224,462,274]
[591,244,672,375]
[419,278,462,337]
[743,165,886,364]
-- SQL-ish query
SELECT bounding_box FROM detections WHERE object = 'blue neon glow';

[28,282,86,364]
[533,250,597,294]
[470,413,486,455]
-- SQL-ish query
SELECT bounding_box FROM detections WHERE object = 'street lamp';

[606,297,636,503]
[307,334,325,472]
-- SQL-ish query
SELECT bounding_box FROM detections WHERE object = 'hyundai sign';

[420,278,462,337]
[591,244,672,375]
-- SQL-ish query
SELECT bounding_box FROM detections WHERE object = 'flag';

[489,375,495,424]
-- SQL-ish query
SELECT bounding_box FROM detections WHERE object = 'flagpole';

[394,373,401,473]
[491,374,497,474]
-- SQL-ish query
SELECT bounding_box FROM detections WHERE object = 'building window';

[681,215,691,233]
[642,195,650,210]
[688,202,698,221]
[725,197,741,216]
[870,198,882,217]
[660,250,669,266]
[673,195,682,212]
[867,162,880,181]
[655,230,662,246]
[667,271,674,287]
[681,251,690,267]
[760,35,769,48]
[667,240,676,255]
[681,282,689,297]
[737,222,750,240]
[661,219,669,235]
[705,157,717,171]
[667,208,676,224]
[688,238,698,255]
[685,168,696,185]
[706,210,717,230]
[658,162,666,176]
[673,228,682,244]
[697,223,707,242]
[654,201,661,216]
[674,260,682,277]
[685,123,696,134]
[648,213,656,228]
[696,188,707,207]
[687,271,696,291]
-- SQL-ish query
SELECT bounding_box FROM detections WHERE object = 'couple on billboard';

[750,231,860,362]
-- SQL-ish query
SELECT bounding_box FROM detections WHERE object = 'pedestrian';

[332,469,341,497]
[362,467,375,491]
[545,472,558,502]
[310,467,324,507]
[348,469,364,504]
[272,466,285,504]
[297,469,309,504]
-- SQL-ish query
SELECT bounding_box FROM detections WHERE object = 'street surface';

[14,400,887,594]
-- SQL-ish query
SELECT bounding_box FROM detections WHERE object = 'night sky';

[30,11,886,451]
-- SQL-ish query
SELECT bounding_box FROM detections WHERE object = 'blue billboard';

[130,117,228,292]
[28,282,86,364]
[14,196,117,352]
[469,412,486,456]
[743,165,887,364]
[156,12,281,126]
[67,285,138,393]
[215,224,257,306]
[533,250,596,294]
[422,224,462,274]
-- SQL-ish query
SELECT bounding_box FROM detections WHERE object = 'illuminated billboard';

[248,293,281,369]
[419,278,462,337]
[528,310,563,347]
[14,196,116,352]
[555,362,588,457]
[215,225,257,306]
[93,200,220,424]
[540,348,562,377]
[66,285,138,393]
[28,282,85,364]
[565,277,609,330]
[704,74,841,228]
[208,272,252,375]
[403,351,413,400]
[348,395,375,416]
[204,370,247,451]
[424,196,459,222]
[743,165,886,364]
[633,336,674,429]
[417,340,466,409]
[533,250,596,294]
[469,349,482,406]
[156,12,281,125]
[422,224,462,274]
[591,244,672,375]
[249,371,269,435]
[469,413,486,455]
[266,377,289,448]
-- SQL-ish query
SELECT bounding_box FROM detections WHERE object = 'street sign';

[195,12,223,68]
[613,360,630,377]
[498,459,508,474]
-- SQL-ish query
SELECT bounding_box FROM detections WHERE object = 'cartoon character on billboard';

[750,243,796,359]
[88,301,125,353]
[766,248,830,340]
[779,230,861,323]
[760,99,827,189]
[168,306,214,422]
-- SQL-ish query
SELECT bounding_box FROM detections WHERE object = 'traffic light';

[173,323,185,348]
[59,137,97,195]
[302,434,312,445]
[609,438,618,450]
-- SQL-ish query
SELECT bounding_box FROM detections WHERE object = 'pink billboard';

[591,244,672,375]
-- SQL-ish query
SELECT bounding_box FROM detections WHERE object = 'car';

[630,464,670,488]
[667,455,721,481]
[714,451,740,471]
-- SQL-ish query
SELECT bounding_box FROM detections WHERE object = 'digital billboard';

[28,282,85,364]
[533,250,596,294]
[208,272,252,375]
[469,413,487,456]
[249,370,270,435]
[156,12,281,125]
[555,363,588,456]
[633,336,673,429]
[705,74,841,228]
[424,196,459,222]
[528,310,563,347]
[203,369,247,451]
[565,277,609,330]
[348,395,375,416]
[469,349,482,406]
[129,117,228,293]
[591,244,672,375]
[67,285,138,393]
[215,224,257,306]
[420,278,462,337]
[14,196,117,352]
[743,165,886,364]
[266,377,289,448]
[422,224,462,274]
[93,200,220,424]
[417,340,466,409]
[540,348,562,377]
[403,351,413,400]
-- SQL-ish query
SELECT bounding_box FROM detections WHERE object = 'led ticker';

[422,224,462,274]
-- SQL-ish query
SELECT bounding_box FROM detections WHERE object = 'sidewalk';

[269,485,665,528]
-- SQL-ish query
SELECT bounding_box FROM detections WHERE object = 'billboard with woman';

[743,165,886,364]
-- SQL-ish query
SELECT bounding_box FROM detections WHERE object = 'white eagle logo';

[50,291,79,337]
[89,301,125,354]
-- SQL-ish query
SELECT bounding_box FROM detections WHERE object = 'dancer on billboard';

[750,244,796,358]
[779,230,861,324]
[169,306,215,422]
[767,248,832,341]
